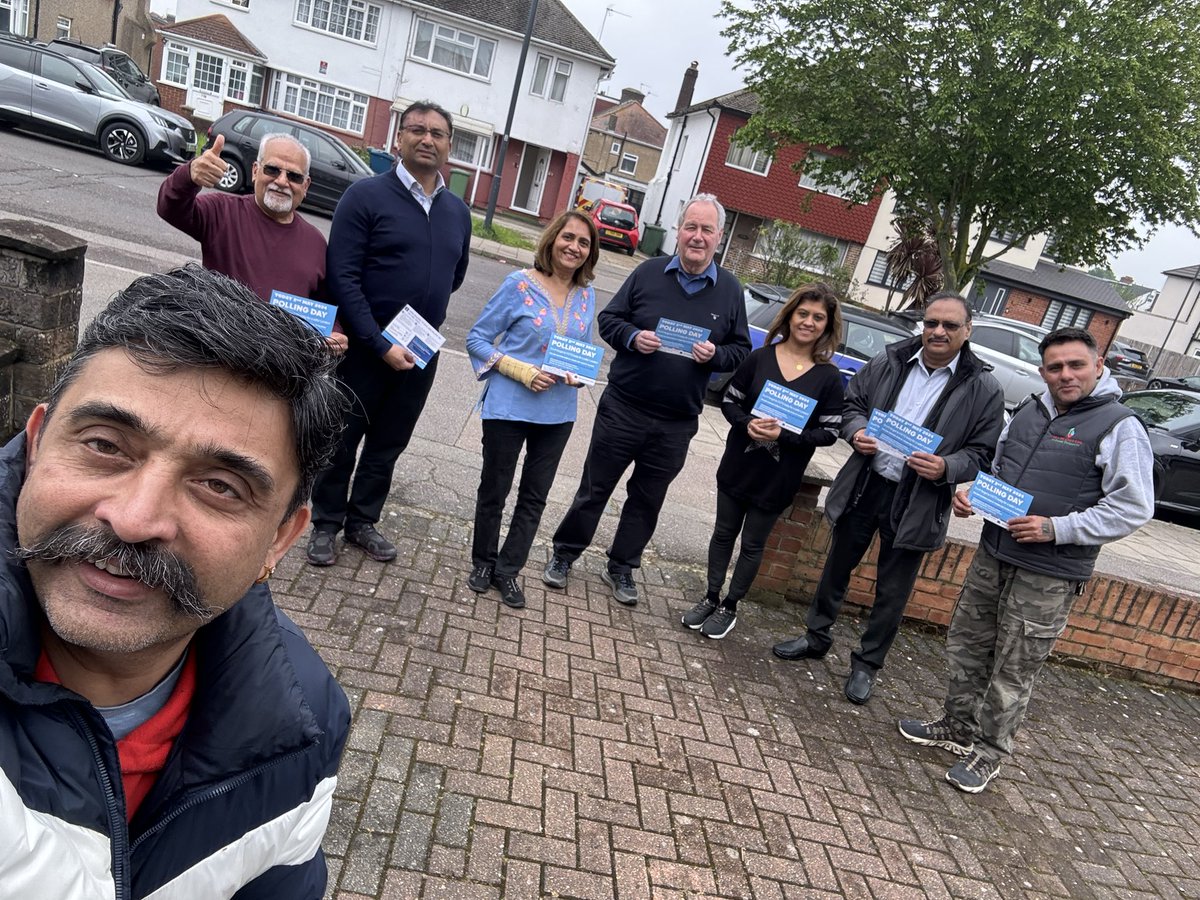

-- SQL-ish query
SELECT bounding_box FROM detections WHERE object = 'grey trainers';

[681,598,718,629]
[946,750,1001,794]
[345,524,397,562]
[700,606,737,639]
[542,555,571,589]
[306,530,337,567]
[898,716,973,757]
[601,568,638,606]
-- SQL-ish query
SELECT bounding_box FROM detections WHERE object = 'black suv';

[46,39,159,104]
[206,110,372,214]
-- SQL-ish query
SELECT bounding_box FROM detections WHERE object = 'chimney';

[620,87,645,105]
[674,61,699,114]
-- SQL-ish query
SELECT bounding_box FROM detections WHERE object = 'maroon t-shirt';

[157,163,328,302]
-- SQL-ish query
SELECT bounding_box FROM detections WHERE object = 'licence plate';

[603,229,623,239]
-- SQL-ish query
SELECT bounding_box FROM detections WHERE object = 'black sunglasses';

[922,319,965,332]
[260,163,307,185]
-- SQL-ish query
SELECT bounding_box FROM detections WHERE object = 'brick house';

[154,0,612,221]
[2,0,155,71]
[974,258,1131,354]
[642,80,883,285]
[579,87,667,214]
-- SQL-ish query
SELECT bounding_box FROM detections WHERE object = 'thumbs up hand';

[189,133,230,188]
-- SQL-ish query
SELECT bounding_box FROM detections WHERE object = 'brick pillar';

[0,220,86,441]
[754,478,833,601]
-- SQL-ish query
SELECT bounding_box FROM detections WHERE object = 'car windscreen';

[744,291,780,329]
[598,206,636,228]
[1120,392,1200,432]
[842,320,906,361]
[81,61,130,99]
[107,53,144,80]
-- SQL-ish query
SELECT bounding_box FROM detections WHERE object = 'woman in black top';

[684,284,846,638]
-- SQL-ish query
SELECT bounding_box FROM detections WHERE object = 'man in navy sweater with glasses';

[307,100,472,567]
[542,194,751,607]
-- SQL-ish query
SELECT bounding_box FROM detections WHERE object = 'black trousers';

[472,418,573,577]
[552,389,698,575]
[804,470,925,672]
[311,346,439,533]
[706,490,782,608]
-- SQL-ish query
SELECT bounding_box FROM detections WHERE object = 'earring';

[255,563,276,584]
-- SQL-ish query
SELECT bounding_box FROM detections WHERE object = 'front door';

[186,51,224,121]
[512,144,549,214]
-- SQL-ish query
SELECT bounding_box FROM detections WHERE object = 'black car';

[1147,374,1200,391]
[1106,340,1152,380]
[206,110,372,214]
[707,283,912,398]
[1119,388,1200,516]
[46,39,159,104]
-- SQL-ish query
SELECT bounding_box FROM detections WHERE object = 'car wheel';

[100,122,146,166]
[627,245,636,256]
[216,157,246,193]
[1148,379,1163,389]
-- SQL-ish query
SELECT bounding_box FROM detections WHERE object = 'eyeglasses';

[401,124,450,141]
[922,319,965,332]
[260,163,306,185]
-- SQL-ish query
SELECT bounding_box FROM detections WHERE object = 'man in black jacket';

[542,194,751,607]
[1,267,350,898]
[773,292,1004,704]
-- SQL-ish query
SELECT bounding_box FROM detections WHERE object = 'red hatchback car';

[590,199,640,255]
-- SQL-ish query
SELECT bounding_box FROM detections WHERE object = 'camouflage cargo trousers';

[943,545,1081,763]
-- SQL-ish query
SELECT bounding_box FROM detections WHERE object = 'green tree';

[756,219,862,301]
[721,0,1200,291]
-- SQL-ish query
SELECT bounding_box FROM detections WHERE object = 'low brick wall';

[756,481,1200,690]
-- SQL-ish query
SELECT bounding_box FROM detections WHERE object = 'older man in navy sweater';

[308,100,472,567]
[543,194,751,606]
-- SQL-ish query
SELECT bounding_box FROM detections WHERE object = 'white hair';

[678,193,726,231]
[257,133,310,174]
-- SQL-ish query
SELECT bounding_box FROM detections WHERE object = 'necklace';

[777,345,812,373]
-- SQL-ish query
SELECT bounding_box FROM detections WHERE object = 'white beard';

[262,188,294,215]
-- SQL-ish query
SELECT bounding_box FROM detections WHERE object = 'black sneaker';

[306,530,337,566]
[468,563,493,593]
[898,716,973,757]
[542,554,571,589]
[700,606,737,639]
[345,524,397,562]
[681,598,718,629]
[491,573,526,609]
[601,568,638,606]
[946,750,1001,794]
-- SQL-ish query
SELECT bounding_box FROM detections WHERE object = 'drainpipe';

[111,0,122,45]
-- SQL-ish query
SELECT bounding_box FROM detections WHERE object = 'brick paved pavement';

[276,508,1200,899]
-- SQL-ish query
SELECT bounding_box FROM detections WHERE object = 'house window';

[227,60,264,105]
[610,141,620,154]
[753,224,849,270]
[619,152,638,174]
[449,130,490,168]
[0,0,30,34]
[866,250,914,289]
[163,42,189,86]
[271,71,368,133]
[530,53,571,101]
[294,0,380,43]
[192,52,224,94]
[411,18,495,78]
[798,151,857,198]
[1042,300,1093,330]
[725,134,770,175]
[673,135,687,171]
[55,16,70,39]
[230,0,248,6]
[988,227,1027,248]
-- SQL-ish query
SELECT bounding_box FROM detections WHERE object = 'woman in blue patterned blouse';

[465,210,601,609]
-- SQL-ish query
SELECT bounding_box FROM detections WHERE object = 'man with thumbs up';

[157,132,331,311]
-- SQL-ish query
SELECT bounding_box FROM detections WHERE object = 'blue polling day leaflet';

[269,290,336,337]
[864,408,943,456]
[750,380,817,434]
[655,318,711,357]
[542,333,603,385]
[967,473,1034,529]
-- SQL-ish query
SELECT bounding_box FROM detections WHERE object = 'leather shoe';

[844,668,875,705]
[772,635,827,661]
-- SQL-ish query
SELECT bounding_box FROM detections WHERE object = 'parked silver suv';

[0,36,193,165]
[968,318,1048,410]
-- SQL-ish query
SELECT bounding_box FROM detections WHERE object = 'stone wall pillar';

[0,220,86,442]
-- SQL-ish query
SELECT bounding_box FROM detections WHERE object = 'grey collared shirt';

[871,349,960,482]
[394,161,446,215]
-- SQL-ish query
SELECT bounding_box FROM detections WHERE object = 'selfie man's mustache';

[14,523,212,620]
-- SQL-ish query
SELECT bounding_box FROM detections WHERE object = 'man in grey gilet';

[898,326,1154,793]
